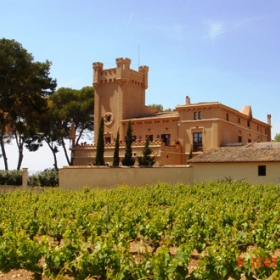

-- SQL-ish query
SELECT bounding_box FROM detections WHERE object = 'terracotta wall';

[59,165,193,190]
[192,162,280,185]
[59,161,280,190]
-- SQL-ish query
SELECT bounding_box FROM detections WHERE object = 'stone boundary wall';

[59,166,193,190]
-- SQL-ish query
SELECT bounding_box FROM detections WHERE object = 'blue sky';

[1,0,280,171]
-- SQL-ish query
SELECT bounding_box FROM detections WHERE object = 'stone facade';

[71,58,271,166]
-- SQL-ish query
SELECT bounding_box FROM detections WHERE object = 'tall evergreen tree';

[121,120,135,166]
[94,117,105,165]
[137,136,155,166]
[112,129,120,167]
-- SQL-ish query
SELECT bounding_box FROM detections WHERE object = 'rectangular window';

[194,112,197,120]
[238,118,240,124]
[105,137,111,144]
[193,132,203,152]
[226,113,229,121]
[132,135,136,142]
[146,135,153,142]
[247,121,250,127]
[198,111,202,119]
[238,136,242,143]
[161,134,170,146]
[258,165,266,176]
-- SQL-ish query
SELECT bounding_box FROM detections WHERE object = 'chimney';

[267,114,272,142]
[267,114,271,126]
[186,96,191,105]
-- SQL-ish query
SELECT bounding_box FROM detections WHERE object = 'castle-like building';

[71,58,271,166]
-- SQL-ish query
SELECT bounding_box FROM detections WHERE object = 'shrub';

[0,169,58,187]
[28,173,40,187]
[29,169,58,187]
[137,136,155,166]
[38,169,58,187]
[0,170,22,185]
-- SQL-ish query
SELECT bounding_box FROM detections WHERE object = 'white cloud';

[208,21,225,39]
[234,14,271,29]
[127,12,133,27]
[203,14,271,40]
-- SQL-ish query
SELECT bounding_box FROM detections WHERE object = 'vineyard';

[0,181,280,279]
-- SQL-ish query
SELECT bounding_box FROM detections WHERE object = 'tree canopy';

[0,38,57,170]
[48,86,94,165]
[149,104,172,112]
[24,86,94,169]
[274,133,280,142]
[149,104,163,111]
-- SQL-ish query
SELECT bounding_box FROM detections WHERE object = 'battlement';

[92,62,103,69]
[116,57,131,64]
[93,58,148,88]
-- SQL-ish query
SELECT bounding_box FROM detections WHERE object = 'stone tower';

[92,57,154,144]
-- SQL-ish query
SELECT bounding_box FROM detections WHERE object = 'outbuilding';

[189,142,280,184]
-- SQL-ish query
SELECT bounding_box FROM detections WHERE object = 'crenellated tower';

[92,57,155,144]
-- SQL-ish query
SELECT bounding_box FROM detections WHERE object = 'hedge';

[0,169,58,187]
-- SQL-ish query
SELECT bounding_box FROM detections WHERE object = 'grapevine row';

[0,182,279,279]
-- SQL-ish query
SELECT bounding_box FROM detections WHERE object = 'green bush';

[0,169,59,187]
[28,169,58,187]
[28,173,40,187]
[37,169,58,187]
[0,170,22,185]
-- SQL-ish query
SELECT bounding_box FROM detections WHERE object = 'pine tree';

[121,120,135,166]
[94,117,105,165]
[137,136,155,166]
[112,129,120,167]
